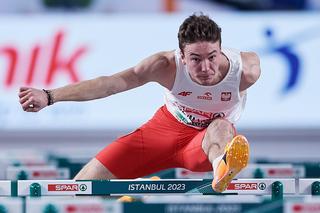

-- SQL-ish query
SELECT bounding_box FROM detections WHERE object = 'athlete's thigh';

[95,128,146,178]
[181,129,213,172]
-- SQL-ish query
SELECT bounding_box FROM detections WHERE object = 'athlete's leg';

[178,118,234,172]
[201,118,235,163]
[75,106,193,180]
[202,118,249,192]
[73,158,116,180]
[74,157,127,201]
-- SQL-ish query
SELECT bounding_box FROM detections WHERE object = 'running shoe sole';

[212,135,249,192]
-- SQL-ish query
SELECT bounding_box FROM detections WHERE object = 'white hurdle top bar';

[0,181,12,196]
[299,179,320,195]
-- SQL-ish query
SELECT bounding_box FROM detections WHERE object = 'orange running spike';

[212,135,250,192]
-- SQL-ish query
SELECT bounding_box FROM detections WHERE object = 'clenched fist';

[18,87,48,112]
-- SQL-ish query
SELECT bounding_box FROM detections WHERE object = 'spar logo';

[268,168,294,177]
[292,204,320,212]
[258,183,267,190]
[227,182,266,190]
[48,183,88,191]
[65,204,104,213]
[79,184,87,191]
[32,171,58,178]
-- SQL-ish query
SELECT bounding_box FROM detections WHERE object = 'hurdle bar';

[15,179,295,199]
[0,181,14,196]
[175,164,305,179]
[299,179,320,195]
[0,198,23,213]
[25,197,282,213]
[6,165,70,180]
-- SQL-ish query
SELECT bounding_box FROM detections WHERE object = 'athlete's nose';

[201,59,210,72]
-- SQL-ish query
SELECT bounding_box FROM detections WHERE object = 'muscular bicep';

[108,68,142,94]
[109,51,175,93]
[240,52,261,92]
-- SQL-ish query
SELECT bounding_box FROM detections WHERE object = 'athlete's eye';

[209,55,216,61]
[191,58,200,63]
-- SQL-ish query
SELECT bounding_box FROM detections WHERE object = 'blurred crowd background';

[0,0,319,13]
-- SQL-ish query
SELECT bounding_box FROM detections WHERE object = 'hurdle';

[0,198,23,213]
[284,199,320,213]
[14,178,295,200]
[0,181,13,196]
[299,179,320,195]
[174,164,305,179]
[24,196,283,213]
[25,197,122,213]
[6,166,70,180]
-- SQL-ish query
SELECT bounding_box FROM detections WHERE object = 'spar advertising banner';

[0,13,319,130]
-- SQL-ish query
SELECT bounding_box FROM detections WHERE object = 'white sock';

[212,154,224,176]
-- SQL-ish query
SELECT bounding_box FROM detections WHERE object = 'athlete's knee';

[206,118,234,138]
[73,158,116,180]
[202,119,235,160]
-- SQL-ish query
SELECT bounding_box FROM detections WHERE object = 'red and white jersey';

[164,48,246,129]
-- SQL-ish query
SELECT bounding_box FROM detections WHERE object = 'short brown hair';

[178,14,222,51]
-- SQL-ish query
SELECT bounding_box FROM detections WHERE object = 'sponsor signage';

[1,14,320,130]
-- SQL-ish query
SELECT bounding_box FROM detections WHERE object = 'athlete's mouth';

[197,75,210,80]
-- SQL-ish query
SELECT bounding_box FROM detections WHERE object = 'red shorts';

[96,105,212,178]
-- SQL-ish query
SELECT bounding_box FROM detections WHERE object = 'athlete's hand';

[18,87,48,112]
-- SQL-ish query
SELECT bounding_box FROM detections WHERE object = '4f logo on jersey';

[221,92,231,101]
[178,91,192,96]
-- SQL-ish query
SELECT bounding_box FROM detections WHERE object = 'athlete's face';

[181,41,223,86]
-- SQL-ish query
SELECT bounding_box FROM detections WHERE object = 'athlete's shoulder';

[150,50,176,89]
[135,50,175,72]
[239,51,261,91]
[133,50,176,88]
[241,51,260,65]
[152,50,176,68]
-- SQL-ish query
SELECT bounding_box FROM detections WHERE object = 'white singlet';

[164,48,246,129]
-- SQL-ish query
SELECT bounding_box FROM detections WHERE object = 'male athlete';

[18,14,260,192]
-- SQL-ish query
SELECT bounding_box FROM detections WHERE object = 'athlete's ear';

[180,50,186,65]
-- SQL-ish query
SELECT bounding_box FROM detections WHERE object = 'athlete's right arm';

[19,51,175,112]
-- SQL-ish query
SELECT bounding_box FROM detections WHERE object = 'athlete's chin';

[198,79,213,86]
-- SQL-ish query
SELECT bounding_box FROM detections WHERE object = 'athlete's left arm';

[239,52,261,92]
